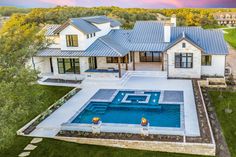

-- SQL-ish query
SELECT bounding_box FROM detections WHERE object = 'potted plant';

[141,117,148,126]
[92,117,100,124]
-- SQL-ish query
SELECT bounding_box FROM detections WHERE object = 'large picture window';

[201,55,212,66]
[66,35,78,47]
[106,55,129,63]
[175,53,193,68]
[57,58,80,74]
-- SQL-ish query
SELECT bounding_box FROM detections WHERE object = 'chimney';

[171,14,176,27]
[164,23,171,43]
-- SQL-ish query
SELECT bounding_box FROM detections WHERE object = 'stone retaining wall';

[55,136,216,156]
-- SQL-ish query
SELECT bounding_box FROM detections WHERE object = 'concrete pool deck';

[30,74,200,137]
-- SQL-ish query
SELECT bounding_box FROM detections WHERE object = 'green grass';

[0,85,73,157]
[224,28,236,49]
[209,91,236,157]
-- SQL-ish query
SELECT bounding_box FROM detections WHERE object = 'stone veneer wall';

[167,40,202,78]
[55,136,215,156]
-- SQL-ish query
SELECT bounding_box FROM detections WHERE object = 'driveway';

[226,45,236,77]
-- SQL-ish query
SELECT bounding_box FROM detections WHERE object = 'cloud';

[39,0,77,6]
[0,0,236,8]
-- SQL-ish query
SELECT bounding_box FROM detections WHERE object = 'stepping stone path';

[24,144,37,151]
[18,138,43,157]
[18,152,30,157]
[30,138,43,144]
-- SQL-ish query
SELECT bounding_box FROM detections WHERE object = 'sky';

[0,0,236,8]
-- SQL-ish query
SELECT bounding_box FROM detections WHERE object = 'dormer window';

[87,33,96,39]
[66,35,78,47]
[182,43,186,48]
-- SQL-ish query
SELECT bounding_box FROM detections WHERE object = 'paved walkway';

[29,72,200,137]
[226,45,236,77]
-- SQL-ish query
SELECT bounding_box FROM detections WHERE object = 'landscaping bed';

[57,131,184,142]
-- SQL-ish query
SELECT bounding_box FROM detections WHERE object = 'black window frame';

[182,43,186,48]
[175,53,193,68]
[201,55,212,66]
[57,58,80,74]
[66,35,78,47]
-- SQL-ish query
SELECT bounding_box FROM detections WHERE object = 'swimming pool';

[71,91,181,128]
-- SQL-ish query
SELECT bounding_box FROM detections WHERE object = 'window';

[87,33,96,39]
[202,55,212,66]
[57,58,80,74]
[175,53,193,68]
[182,43,186,48]
[106,55,129,63]
[88,57,97,69]
[66,35,78,47]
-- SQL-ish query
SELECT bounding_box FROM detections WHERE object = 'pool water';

[72,91,181,128]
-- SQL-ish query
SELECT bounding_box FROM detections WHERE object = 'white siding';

[167,40,202,78]
[201,55,226,76]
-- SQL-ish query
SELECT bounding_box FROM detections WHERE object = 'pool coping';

[62,89,185,136]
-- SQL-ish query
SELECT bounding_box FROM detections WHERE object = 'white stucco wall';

[59,22,112,51]
[167,40,202,78]
[201,55,226,76]
[47,36,61,48]
[26,57,51,74]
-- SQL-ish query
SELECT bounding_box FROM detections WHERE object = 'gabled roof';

[54,18,101,35]
[53,16,121,35]
[37,34,129,57]
[171,27,228,55]
[130,21,164,43]
[43,24,61,36]
[165,32,204,51]
[83,16,121,27]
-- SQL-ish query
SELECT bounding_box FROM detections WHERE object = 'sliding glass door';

[139,52,161,62]
[57,58,80,74]
[88,57,97,69]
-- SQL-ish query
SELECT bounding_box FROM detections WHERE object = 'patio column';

[125,55,128,70]
[132,52,136,71]
[118,57,121,78]
[162,53,164,71]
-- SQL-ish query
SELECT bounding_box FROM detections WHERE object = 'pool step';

[110,104,162,110]
[86,104,108,114]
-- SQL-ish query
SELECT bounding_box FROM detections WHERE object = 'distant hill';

[0,6,31,16]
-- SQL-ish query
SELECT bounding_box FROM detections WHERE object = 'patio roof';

[37,36,129,57]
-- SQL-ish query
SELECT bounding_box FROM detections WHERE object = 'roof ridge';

[98,37,123,56]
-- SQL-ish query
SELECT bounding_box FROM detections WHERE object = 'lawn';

[224,28,236,49]
[0,85,73,157]
[209,91,236,157]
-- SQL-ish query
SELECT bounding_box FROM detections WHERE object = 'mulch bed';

[185,80,212,144]
[57,131,184,142]
[202,87,231,157]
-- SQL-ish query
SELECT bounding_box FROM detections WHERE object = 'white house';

[29,15,228,81]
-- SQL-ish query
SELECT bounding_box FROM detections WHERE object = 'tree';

[0,14,46,150]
